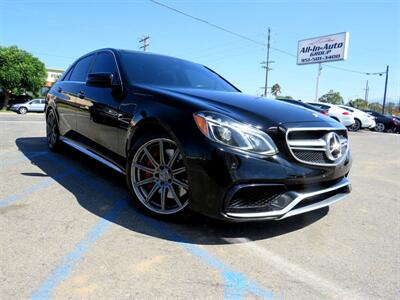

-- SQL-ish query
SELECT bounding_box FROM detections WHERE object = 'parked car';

[46,49,352,222]
[362,110,398,133]
[306,102,355,128]
[276,98,329,116]
[10,99,46,114]
[338,105,376,131]
[386,115,400,133]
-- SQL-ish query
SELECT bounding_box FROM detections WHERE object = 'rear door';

[39,99,46,112]
[65,54,95,138]
[79,51,127,157]
[29,100,42,111]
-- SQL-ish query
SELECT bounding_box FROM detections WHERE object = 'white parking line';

[0,121,44,123]
[223,237,366,300]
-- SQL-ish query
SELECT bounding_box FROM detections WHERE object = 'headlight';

[193,111,278,156]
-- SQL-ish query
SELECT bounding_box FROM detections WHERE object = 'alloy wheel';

[375,123,385,132]
[19,107,27,114]
[46,111,58,148]
[350,120,361,132]
[130,138,189,215]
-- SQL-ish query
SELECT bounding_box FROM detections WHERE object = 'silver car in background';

[10,99,46,114]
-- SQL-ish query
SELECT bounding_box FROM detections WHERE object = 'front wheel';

[127,133,190,220]
[18,107,28,114]
[349,119,361,132]
[375,122,385,132]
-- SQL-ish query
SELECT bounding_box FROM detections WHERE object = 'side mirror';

[86,73,114,88]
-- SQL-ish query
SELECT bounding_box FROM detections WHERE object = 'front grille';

[292,149,331,164]
[286,128,348,166]
[226,185,286,212]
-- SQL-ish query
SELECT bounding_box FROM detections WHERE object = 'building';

[45,68,64,87]
[39,68,64,97]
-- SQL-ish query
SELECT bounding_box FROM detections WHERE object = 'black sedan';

[46,49,351,222]
[363,110,398,133]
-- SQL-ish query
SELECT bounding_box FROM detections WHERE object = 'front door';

[77,51,127,157]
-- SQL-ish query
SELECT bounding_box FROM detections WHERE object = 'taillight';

[320,111,328,115]
[342,111,350,115]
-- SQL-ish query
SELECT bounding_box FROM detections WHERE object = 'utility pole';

[364,80,369,103]
[382,65,389,114]
[314,63,322,101]
[261,27,274,97]
[139,35,150,52]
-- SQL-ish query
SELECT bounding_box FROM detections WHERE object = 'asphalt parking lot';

[1,113,399,300]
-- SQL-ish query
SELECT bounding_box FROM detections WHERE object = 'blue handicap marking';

[26,151,275,300]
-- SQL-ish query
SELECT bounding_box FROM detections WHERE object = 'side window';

[40,100,46,104]
[62,68,73,81]
[69,55,94,82]
[31,100,40,104]
[91,52,119,84]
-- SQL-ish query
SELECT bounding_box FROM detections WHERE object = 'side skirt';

[59,136,126,175]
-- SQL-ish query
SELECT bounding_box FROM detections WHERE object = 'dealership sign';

[297,32,349,65]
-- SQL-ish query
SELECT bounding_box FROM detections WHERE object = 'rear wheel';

[46,109,61,151]
[375,122,385,132]
[18,107,27,114]
[127,133,190,219]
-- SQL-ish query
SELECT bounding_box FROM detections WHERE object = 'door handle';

[57,87,62,93]
[77,91,85,99]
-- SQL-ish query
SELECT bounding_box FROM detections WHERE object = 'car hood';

[135,85,339,129]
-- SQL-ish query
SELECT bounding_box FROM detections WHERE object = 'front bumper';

[222,177,351,221]
[184,141,351,222]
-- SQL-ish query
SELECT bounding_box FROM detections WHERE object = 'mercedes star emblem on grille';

[325,132,342,161]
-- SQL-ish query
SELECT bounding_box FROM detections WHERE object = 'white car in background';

[339,105,376,131]
[306,102,355,128]
[9,99,46,114]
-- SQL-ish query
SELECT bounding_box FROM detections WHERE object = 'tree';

[368,102,382,112]
[276,95,293,100]
[319,89,344,105]
[0,46,46,108]
[271,83,281,97]
[349,98,368,109]
[385,102,396,115]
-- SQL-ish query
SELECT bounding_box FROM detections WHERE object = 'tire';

[375,122,385,132]
[127,131,191,220]
[18,107,28,114]
[46,109,61,151]
[349,119,361,132]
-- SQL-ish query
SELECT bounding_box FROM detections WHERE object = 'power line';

[149,0,384,76]
[149,0,264,47]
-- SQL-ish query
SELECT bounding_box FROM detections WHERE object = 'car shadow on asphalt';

[16,137,328,245]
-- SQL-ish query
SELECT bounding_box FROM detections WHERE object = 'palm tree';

[271,84,281,97]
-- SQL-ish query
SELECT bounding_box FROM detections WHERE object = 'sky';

[1,0,399,103]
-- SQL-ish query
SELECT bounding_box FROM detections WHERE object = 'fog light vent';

[226,185,286,213]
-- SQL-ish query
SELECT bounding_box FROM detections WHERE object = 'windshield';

[120,52,237,92]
